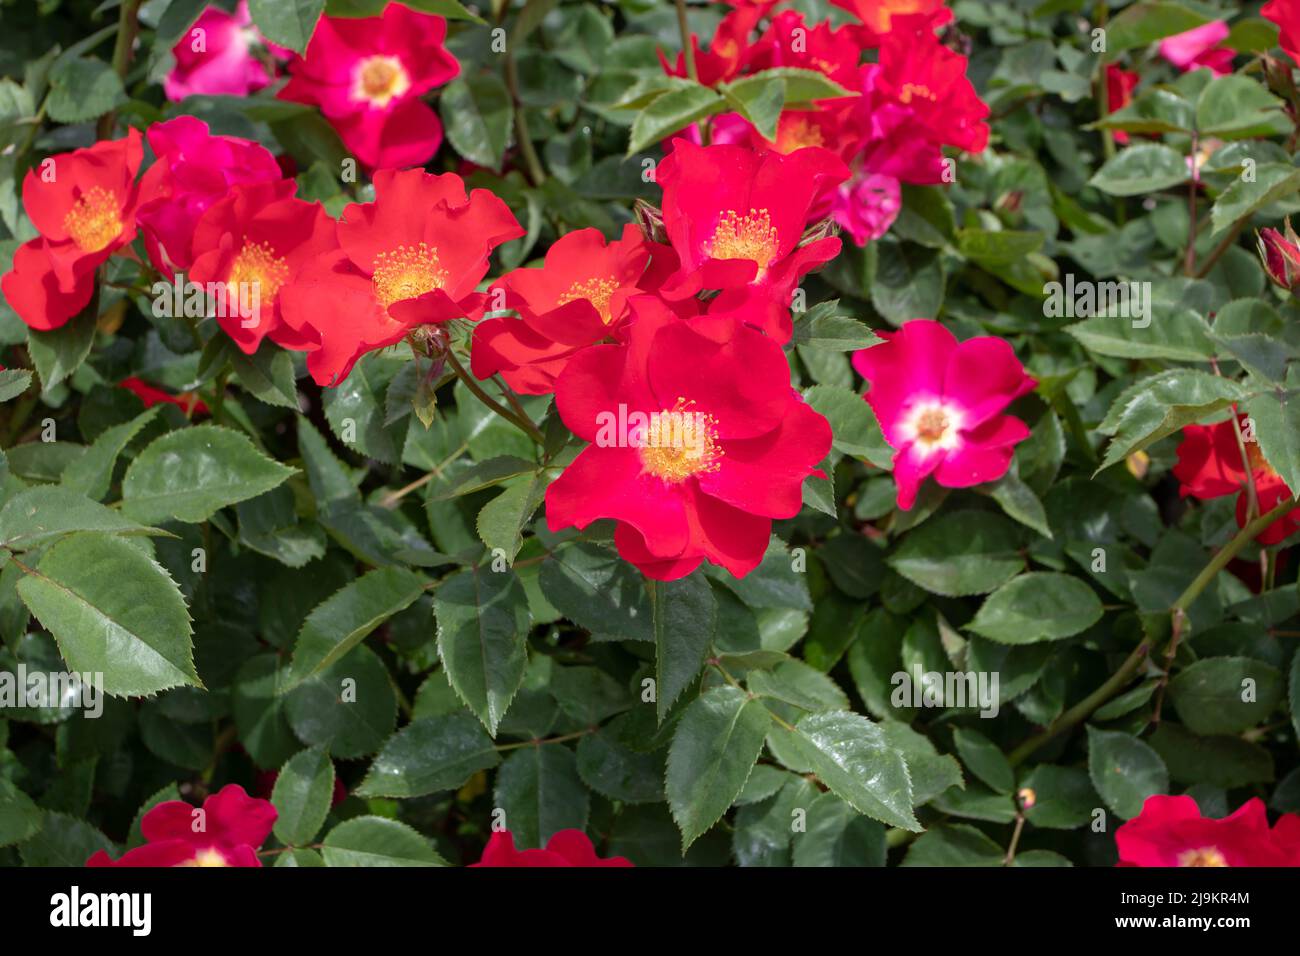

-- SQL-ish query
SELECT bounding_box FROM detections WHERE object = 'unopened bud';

[1257,219,1300,293]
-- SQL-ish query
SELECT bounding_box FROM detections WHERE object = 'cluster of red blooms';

[0,0,1024,580]
[663,0,989,244]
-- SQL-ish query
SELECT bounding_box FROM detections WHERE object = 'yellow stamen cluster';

[899,82,936,104]
[353,55,411,108]
[707,208,779,273]
[372,242,448,310]
[915,407,950,442]
[557,276,620,324]
[639,398,721,484]
[1177,847,1229,867]
[63,187,122,253]
[776,117,826,154]
[228,240,290,305]
[177,849,230,867]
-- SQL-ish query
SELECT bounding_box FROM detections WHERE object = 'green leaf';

[901,823,1003,866]
[476,475,546,563]
[121,424,295,524]
[1103,2,1210,56]
[767,711,920,831]
[666,686,772,850]
[538,542,653,641]
[1209,164,1300,237]
[28,306,96,392]
[792,792,886,866]
[576,727,666,803]
[271,747,335,847]
[804,383,892,468]
[1088,143,1189,196]
[284,645,396,759]
[435,567,530,735]
[18,812,114,867]
[887,511,1024,597]
[956,229,1044,264]
[493,744,590,849]
[230,345,300,410]
[284,567,427,689]
[719,75,784,141]
[1066,309,1213,362]
[60,407,159,501]
[1245,369,1300,501]
[968,573,1103,644]
[0,369,31,402]
[1196,74,1289,139]
[46,56,125,123]
[1167,657,1284,735]
[248,0,325,54]
[0,486,161,550]
[870,240,945,324]
[440,73,513,172]
[1087,726,1169,820]
[985,470,1052,538]
[15,534,197,697]
[627,84,724,156]
[750,66,854,104]
[952,727,1014,794]
[1096,370,1248,472]
[358,713,500,798]
[321,816,446,866]
[652,572,717,721]
[0,778,43,847]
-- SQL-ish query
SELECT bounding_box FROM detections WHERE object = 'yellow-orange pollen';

[227,240,290,306]
[177,849,229,867]
[63,186,122,253]
[371,242,448,310]
[353,55,411,108]
[1178,846,1229,867]
[899,82,936,104]
[915,407,950,442]
[1245,437,1277,478]
[558,276,620,324]
[639,398,721,483]
[707,208,779,273]
[776,116,825,154]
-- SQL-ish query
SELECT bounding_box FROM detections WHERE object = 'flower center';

[371,243,448,310]
[776,116,825,154]
[707,208,779,274]
[557,276,620,324]
[177,849,229,868]
[353,55,411,108]
[1177,847,1229,867]
[899,82,936,104]
[638,398,721,483]
[901,401,963,455]
[227,240,290,307]
[63,187,123,253]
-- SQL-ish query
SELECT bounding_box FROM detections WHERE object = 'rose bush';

[1,0,1300,870]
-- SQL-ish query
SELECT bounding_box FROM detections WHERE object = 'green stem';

[675,0,698,82]
[445,348,545,444]
[96,0,142,140]
[1196,217,1249,279]
[1007,493,1298,766]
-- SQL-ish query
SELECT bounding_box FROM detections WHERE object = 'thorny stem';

[444,348,545,445]
[1008,494,1298,766]
[495,729,596,751]
[96,0,142,140]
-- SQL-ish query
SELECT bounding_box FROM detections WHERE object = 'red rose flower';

[120,377,209,416]
[86,784,276,868]
[546,299,832,580]
[471,829,632,867]
[1158,21,1235,76]
[470,224,676,395]
[278,2,459,170]
[830,0,952,42]
[1264,0,1300,66]
[279,167,523,386]
[746,11,864,89]
[853,320,1036,510]
[135,116,285,275]
[1116,795,1300,867]
[1173,416,1300,544]
[656,139,848,342]
[164,0,288,102]
[659,6,763,87]
[1105,64,1140,145]
[1,129,144,331]
[872,15,990,155]
[188,182,338,354]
